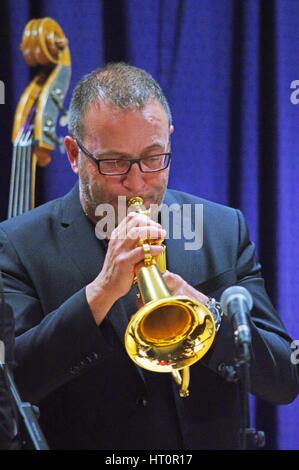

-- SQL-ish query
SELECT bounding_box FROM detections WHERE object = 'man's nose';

[122,161,146,192]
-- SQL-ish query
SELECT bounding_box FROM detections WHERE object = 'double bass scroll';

[8,18,71,218]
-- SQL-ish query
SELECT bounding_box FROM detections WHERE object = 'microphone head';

[220,285,253,317]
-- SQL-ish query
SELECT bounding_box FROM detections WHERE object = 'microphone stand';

[219,342,265,450]
[0,361,49,450]
[0,269,49,450]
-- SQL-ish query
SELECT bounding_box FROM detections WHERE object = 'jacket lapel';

[58,184,105,285]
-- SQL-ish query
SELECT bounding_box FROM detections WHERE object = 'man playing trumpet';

[0,63,297,449]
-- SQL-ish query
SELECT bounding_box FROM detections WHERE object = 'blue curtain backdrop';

[0,0,298,450]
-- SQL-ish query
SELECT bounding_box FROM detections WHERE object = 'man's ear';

[64,136,79,174]
[169,124,174,136]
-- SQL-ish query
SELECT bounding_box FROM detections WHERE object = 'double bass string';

[8,129,23,218]
[24,133,33,213]
[8,126,33,218]
[8,94,36,218]
[8,137,19,218]
[18,131,27,215]
[20,128,33,214]
[24,141,30,214]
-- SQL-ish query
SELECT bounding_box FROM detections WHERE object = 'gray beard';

[79,179,99,223]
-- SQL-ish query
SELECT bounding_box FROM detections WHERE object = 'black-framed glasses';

[75,138,171,176]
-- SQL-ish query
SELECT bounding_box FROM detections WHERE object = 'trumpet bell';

[125,295,216,373]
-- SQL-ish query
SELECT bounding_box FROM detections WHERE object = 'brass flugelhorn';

[124,197,216,397]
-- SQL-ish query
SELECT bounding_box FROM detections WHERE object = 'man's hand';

[86,211,166,325]
[162,270,209,306]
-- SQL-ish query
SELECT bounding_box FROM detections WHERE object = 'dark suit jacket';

[0,184,297,449]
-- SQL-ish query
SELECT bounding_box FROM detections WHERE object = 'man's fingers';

[113,212,163,240]
[127,226,166,241]
[162,270,182,291]
[162,270,209,305]
[127,244,164,267]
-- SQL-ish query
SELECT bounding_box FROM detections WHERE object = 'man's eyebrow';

[141,142,165,152]
[94,142,166,157]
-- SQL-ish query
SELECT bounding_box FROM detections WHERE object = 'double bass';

[8,18,71,218]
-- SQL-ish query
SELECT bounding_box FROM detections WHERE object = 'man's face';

[65,99,173,222]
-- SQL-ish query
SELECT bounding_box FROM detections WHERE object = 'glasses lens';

[140,154,169,172]
[99,159,130,175]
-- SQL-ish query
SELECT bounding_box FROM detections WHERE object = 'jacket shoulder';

[165,188,238,218]
[0,197,63,235]
[0,183,80,236]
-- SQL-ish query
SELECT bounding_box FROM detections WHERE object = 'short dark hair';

[68,62,172,139]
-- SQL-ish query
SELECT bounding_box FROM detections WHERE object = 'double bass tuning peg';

[43,126,65,154]
[50,89,69,126]
[47,134,65,154]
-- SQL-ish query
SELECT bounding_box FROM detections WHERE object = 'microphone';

[220,286,265,449]
[220,286,253,346]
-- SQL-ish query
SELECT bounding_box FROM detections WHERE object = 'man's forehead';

[84,98,168,124]
[81,99,169,148]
